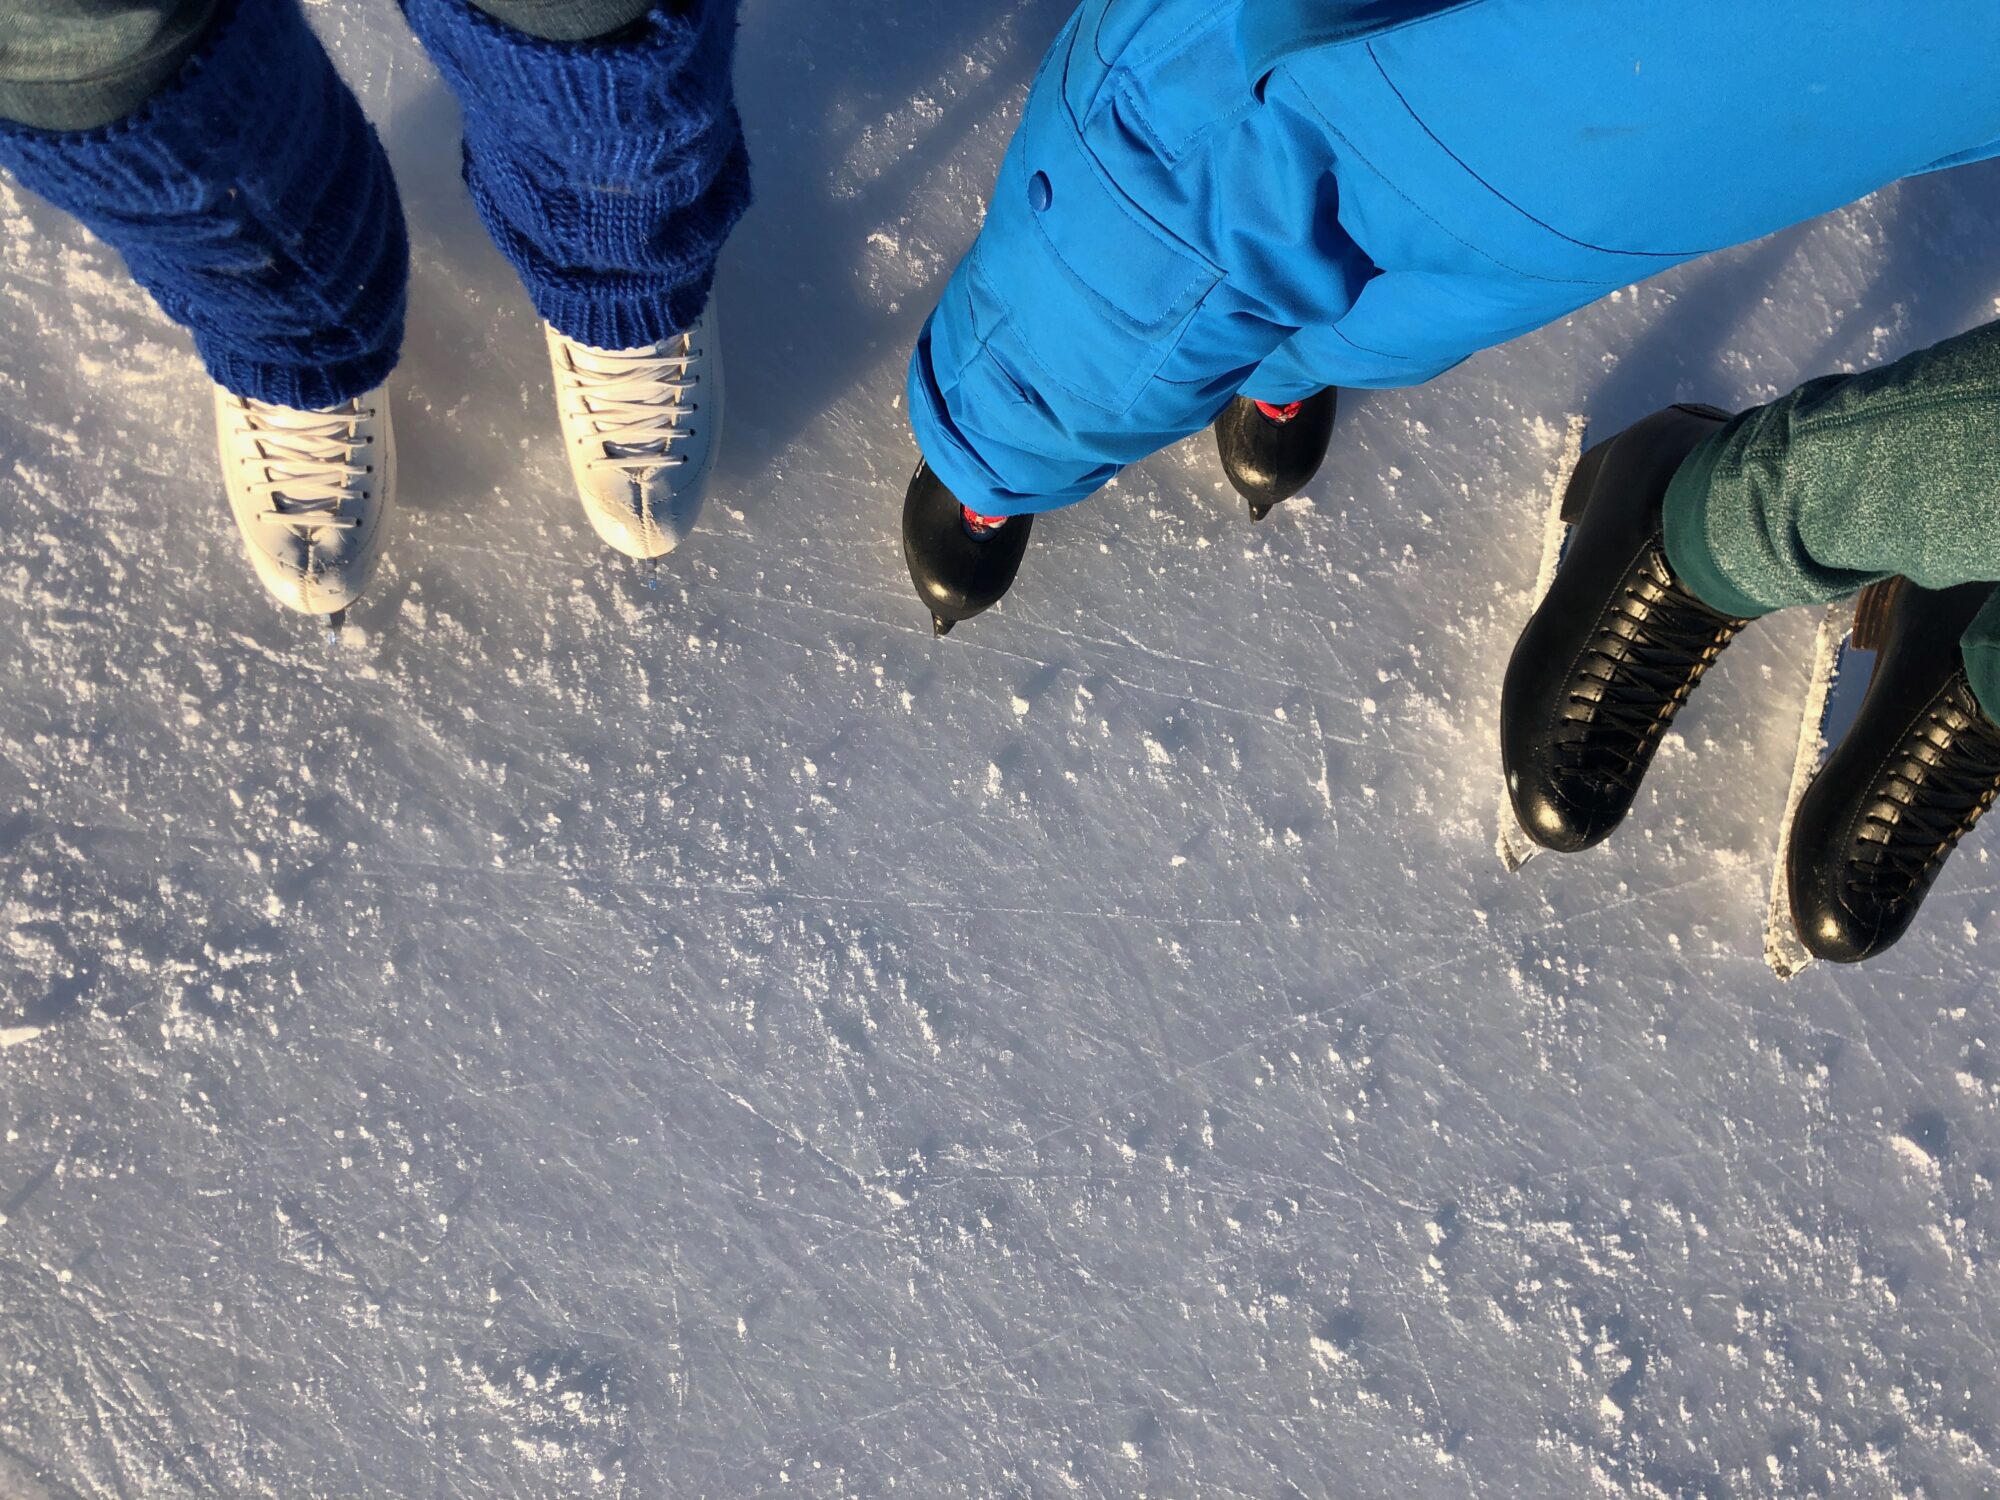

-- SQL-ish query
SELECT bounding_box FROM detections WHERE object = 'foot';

[1787,579,2000,964]
[902,462,1033,635]
[1212,387,1336,520]
[1501,403,1749,852]
[215,386,394,617]
[547,311,718,559]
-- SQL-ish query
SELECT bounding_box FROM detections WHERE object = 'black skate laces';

[1849,675,2000,903]
[1554,542,1745,793]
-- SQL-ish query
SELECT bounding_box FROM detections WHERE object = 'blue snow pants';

[909,0,2000,516]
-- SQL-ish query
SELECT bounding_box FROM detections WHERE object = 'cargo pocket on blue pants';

[966,69,1223,419]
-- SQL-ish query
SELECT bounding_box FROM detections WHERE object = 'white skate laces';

[560,333,702,473]
[546,314,721,561]
[228,396,378,532]
[215,385,395,618]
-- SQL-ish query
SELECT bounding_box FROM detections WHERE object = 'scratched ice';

[4,5,2000,1495]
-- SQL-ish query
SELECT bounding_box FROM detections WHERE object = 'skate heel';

[1559,401,1729,525]
[1558,435,1610,524]
[1850,577,1904,654]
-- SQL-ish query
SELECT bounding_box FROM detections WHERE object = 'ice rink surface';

[5,2,2000,1494]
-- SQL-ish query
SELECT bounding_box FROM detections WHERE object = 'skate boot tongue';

[605,439,668,463]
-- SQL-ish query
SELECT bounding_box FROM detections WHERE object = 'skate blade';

[931,612,955,638]
[1497,413,1588,873]
[1762,593,1883,979]
[322,607,347,652]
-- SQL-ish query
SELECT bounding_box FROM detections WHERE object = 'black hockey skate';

[1787,579,2000,964]
[1213,387,1337,520]
[1502,403,1750,852]
[902,461,1034,636]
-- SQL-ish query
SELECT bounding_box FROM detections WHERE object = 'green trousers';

[1663,319,2000,720]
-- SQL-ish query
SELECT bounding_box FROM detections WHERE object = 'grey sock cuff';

[466,0,656,42]
[0,0,222,130]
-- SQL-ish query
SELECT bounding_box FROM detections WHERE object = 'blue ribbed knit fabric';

[404,0,750,350]
[0,0,408,409]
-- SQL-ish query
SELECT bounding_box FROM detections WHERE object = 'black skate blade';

[322,608,347,651]
[1247,499,1275,523]
[931,612,956,638]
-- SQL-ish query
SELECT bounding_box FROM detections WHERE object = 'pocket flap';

[1012,92,1220,338]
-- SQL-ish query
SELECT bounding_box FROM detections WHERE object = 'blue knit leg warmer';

[404,0,750,350]
[0,0,408,408]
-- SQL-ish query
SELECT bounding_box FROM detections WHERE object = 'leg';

[0,0,220,131]
[908,146,1309,519]
[0,0,408,615]
[402,0,750,350]
[1239,332,1340,408]
[1505,318,2000,863]
[1661,316,2000,724]
[1498,321,2000,962]
[0,0,407,408]
[1661,318,2000,620]
[403,0,751,560]
[908,1,1371,519]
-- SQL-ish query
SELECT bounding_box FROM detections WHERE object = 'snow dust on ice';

[5,2,2000,1495]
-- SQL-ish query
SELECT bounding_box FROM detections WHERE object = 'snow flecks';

[1891,1122,1945,1176]
[444,1351,633,1494]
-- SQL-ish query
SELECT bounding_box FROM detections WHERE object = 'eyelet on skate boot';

[902,462,1034,636]
[1213,387,1337,520]
[1501,403,1748,852]
[1787,580,2000,964]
